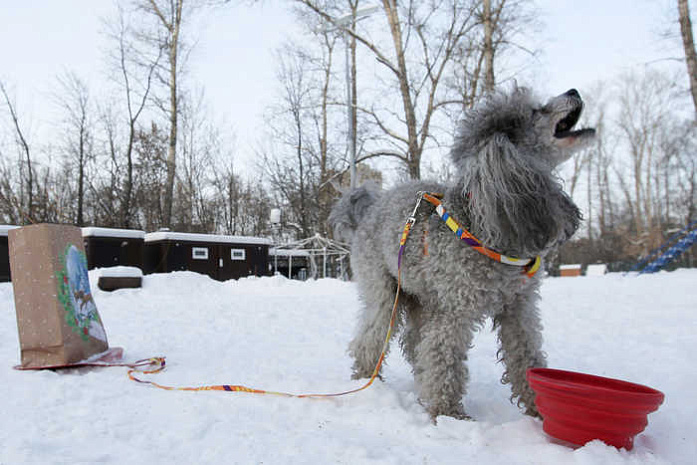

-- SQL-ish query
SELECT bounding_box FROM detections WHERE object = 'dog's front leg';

[494,287,547,417]
[412,309,474,422]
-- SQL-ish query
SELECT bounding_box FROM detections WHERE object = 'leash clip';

[407,191,426,226]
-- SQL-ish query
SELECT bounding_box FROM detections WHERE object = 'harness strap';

[420,193,540,278]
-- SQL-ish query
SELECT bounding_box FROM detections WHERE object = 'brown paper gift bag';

[9,223,110,369]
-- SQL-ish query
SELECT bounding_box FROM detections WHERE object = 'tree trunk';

[679,0,697,120]
[382,0,420,179]
[350,9,358,186]
[163,5,182,227]
[77,123,86,226]
[295,108,307,237]
[148,0,184,228]
[1,82,34,222]
[123,125,135,228]
[319,33,335,235]
[483,0,495,91]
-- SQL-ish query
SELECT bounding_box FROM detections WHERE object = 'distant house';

[559,264,582,277]
[82,227,145,270]
[0,225,20,282]
[586,264,608,276]
[144,231,271,281]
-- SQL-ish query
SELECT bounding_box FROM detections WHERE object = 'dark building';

[82,227,145,270]
[1,226,20,282]
[144,231,271,281]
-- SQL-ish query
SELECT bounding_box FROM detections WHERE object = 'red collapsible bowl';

[526,368,664,450]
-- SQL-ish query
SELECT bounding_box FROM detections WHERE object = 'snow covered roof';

[0,225,20,237]
[96,266,144,278]
[82,227,145,239]
[145,231,272,246]
[559,264,582,270]
[269,248,311,257]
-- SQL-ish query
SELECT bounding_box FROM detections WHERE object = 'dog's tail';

[329,184,379,242]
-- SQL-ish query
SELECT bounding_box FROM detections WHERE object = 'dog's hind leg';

[399,293,423,367]
[493,287,547,417]
[349,267,401,380]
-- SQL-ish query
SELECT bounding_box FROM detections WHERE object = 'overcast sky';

[0,0,687,173]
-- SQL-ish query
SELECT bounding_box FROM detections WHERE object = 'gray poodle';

[330,87,595,421]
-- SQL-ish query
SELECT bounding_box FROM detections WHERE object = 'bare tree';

[55,72,94,226]
[262,45,314,238]
[104,4,162,227]
[678,0,697,119]
[615,68,690,251]
[173,90,223,232]
[482,0,495,91]
[134,0,186,228]
[211,161,271,236]
[260,27,347,238]
[298,0,483,179]
[0,80,35,222]
[132,0,233,227]
[133,123,169,230]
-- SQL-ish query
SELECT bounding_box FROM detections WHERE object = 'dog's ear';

[464,133,580,256]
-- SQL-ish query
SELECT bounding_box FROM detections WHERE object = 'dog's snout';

[565,89,580,98]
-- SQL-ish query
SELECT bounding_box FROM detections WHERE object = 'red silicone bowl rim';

[527,368,665,408]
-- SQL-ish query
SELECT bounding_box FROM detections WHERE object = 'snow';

[0,225,20,236]
[144,231,272,245]
[96,266,144,278]
[81,227,145,239]
[270,248,311,257]
[1,269,694,464]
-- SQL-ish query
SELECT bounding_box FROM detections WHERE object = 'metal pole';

[327,4,378,190]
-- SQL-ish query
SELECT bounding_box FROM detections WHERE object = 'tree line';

[1,0,696,271]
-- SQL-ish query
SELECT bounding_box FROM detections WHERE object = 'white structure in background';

[270,233,351,281]
[269,207,351,280]
[586,264,608,276]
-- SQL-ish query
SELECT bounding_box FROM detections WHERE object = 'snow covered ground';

[1,269,695,464]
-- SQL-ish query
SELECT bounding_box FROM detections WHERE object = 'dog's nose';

[565,89,580,98]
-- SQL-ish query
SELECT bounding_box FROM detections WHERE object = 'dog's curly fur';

[330,87,595,421]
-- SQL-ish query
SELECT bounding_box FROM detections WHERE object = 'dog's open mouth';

[548,90,596,153]
[553,103,594,139]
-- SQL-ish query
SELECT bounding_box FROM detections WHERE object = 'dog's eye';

[531,107,550,119]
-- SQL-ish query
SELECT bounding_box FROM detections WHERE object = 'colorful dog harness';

[411,192,541,278]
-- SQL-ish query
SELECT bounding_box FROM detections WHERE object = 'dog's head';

[452,87,595,170]
[450,87,594,256]
[535,88,596,163]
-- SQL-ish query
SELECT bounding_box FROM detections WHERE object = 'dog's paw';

[523,405,542,419]
[427,402,472,424]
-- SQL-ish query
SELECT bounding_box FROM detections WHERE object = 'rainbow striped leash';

[128,215,412,398]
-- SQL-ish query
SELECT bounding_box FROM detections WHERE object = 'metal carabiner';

[407,191,426,226]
